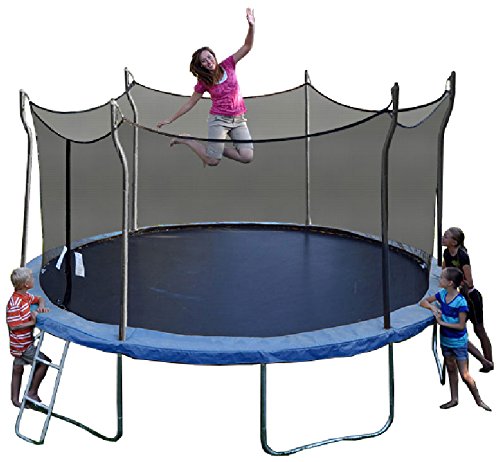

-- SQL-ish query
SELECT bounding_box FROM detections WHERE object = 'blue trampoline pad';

[30,224,438,364]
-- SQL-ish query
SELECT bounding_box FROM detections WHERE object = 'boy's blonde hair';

[10,267,33,290]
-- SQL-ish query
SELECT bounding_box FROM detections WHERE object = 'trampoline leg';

[43,353,124,442]
[432,322,446,385]
[260,343,395,456]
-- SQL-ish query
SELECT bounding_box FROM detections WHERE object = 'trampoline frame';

[15,70,455,452]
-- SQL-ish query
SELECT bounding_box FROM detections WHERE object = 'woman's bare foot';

[169,133,191,148]
[12,400,21,408]
[440,400,458,409]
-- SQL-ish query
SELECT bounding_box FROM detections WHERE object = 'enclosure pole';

[381,83,399,330]
[63,140,73,308]
[436,71,456,267]
[111,100,130,342]
[125,68,139,231]
[304,70,311,226]
[19,90,34,267]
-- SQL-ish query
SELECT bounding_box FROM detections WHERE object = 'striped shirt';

[435,289,469,348]
[6,292,38,357]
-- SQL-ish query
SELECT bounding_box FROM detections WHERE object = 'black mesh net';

[30,80,452,268]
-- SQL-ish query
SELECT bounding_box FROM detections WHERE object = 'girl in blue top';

[420,267,491,411]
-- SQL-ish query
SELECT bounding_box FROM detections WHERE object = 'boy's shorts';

[13,344,50,366]
[207,114,253,159]
[441,345,468,361]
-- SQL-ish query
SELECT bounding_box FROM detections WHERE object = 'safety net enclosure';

[26,74,454,365]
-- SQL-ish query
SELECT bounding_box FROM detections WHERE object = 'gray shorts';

[13,343,50,366]
[207,114,254,159]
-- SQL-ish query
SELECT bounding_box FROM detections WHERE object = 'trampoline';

[32,223,438,365]
[16,69,455,453]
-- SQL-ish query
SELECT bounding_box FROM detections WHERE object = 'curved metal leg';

[37,353,124,443]
[432,322,446,385]
[260,344,395,456]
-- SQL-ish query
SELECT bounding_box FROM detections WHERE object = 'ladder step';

[37,357,60,370]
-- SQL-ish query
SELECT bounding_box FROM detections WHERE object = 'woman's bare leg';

[170,136,220,167]
[225,123,253,163]
[222,147,253,163]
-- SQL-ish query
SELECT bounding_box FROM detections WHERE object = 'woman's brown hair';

[190,46,224,87]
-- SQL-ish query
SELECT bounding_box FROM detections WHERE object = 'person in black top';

[442,227,493,372]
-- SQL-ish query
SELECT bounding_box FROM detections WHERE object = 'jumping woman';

[157,8,255,167]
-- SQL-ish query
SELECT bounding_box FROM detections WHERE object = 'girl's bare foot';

[477,401,492,411]
[479,360,494,373]
[440,400,458,409]
[12,400,21,408]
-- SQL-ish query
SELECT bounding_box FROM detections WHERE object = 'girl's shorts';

[467,288,484,326]
[207,114,254,159]
[441,345,468,361]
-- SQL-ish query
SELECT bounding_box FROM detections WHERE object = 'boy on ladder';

[6,267,50,407]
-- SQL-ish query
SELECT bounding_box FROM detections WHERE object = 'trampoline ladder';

[15,330,124,444]
[15,330,70,445]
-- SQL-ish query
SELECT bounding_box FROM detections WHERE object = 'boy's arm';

[8,312,37,331]
[36,297,49,313]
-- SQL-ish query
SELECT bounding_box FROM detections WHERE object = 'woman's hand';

[246,8,255,26]
[157,119,172,129]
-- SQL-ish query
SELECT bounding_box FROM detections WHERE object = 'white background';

[1,1,498,460]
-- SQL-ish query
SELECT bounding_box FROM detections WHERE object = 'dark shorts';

[13,344,50,366]
[468,288,484,326]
